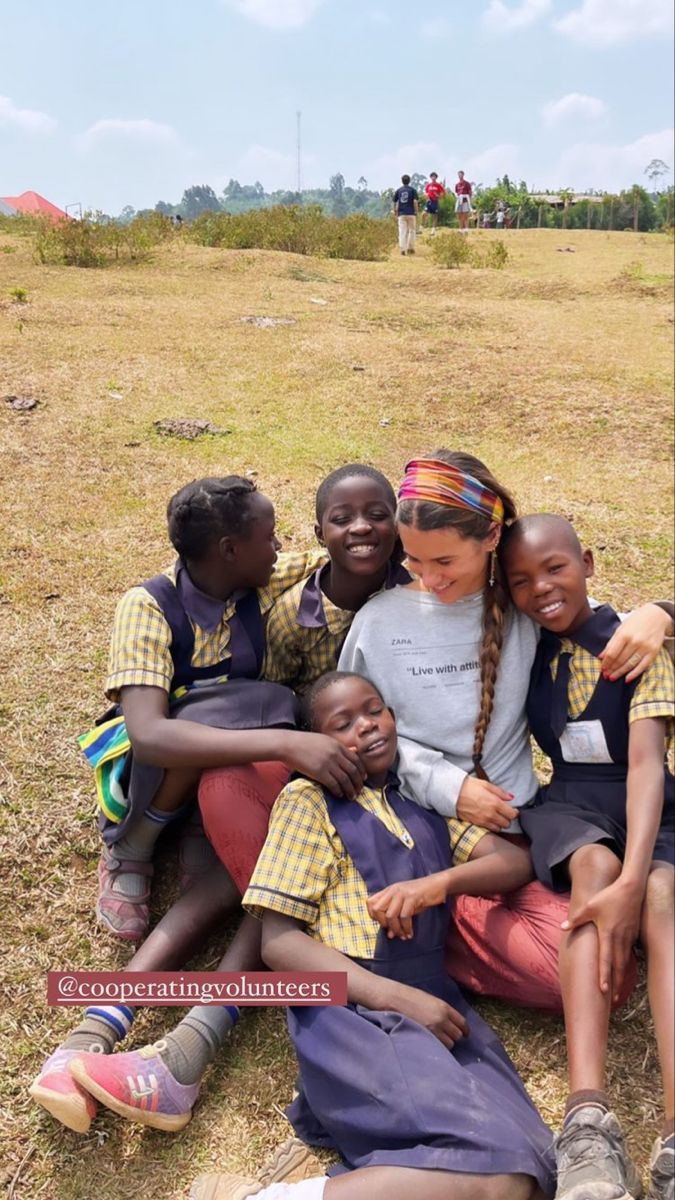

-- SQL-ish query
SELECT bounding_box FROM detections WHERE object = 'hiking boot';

[29,1045,99,1133]
[70,1041,200,1131]
[648,1136,674,1200]
[555,1106,642,1199]
[96,844,153,943]
[258,1137,323,1185]
[189,1178,262,1200]
[191,1136,323,1199]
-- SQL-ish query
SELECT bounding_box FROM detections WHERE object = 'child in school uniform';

[264,464,409,695]
[500,514,674,1200]
[30,466,402,1136]
[190,670,554,1200]
[80,474,364,944]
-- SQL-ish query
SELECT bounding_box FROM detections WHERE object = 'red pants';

[198,766,637,1014]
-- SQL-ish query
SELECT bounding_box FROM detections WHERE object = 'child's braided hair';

[167,476,258,560]
[396,450,516,780]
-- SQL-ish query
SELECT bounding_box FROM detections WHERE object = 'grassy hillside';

[1,227,673,1199]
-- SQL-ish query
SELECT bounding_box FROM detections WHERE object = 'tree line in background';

[101,160,673,233]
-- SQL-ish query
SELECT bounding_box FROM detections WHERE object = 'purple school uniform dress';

[99,561,298,845]
[285,779,556,1193]
[521,605,675,889]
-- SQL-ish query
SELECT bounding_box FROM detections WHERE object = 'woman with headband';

[340,449,673,1011]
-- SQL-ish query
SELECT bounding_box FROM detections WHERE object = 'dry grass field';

[0,226,673,1200]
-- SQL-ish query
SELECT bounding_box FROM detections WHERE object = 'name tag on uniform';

[559,720,613,764]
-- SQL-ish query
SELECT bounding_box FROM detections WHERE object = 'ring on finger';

[628,652,641,666]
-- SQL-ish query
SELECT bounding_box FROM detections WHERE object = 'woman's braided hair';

[167,476,259,561]
[397,450,517,780]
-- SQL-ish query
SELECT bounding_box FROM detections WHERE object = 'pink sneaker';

[96,845,153,943]
[70,1042,200,1131]
[29,1046,99,1133]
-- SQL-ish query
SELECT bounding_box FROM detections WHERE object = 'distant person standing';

[454,170,473,232]
[423,171,445,232]
[393,174,419,256]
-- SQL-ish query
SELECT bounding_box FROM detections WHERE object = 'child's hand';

[367,874,448,939]
[391,983,469,1051]
[561,878,643,1001]
[599,603,671,681]
[457,776,518,831]
[284,733,365,800]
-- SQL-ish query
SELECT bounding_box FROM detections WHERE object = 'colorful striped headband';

[398,458,505,524]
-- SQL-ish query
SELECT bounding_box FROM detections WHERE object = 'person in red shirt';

[455,170,473,232]
[423,172,446,232]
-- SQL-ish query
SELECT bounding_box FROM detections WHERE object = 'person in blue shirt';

[393,174,419,256]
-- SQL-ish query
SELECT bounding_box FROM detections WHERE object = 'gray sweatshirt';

[338,586,539,825]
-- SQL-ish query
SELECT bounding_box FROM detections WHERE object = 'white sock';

[254,1179,328,1200]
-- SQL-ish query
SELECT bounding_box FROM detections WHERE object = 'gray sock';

[158,1005,238,1084]
[110,803,189,898]
[63,1006,135,1054]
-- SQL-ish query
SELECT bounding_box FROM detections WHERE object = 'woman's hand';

[282,732,365,800]
[599,603,672,682]
[367,872,449,940]
[561,878,643,1002]
[391,983,470,1051]
[456,775,518,832]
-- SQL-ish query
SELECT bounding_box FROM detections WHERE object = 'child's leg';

[556,844,641,1200]
[99,766,204,940]
[30,864,240,1130]
[68,913,263,1130]
[561,843,622,1101]
[641,863,674,1130]
[323,1168,537,1200]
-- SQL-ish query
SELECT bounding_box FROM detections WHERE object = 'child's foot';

[555,1106,642,1199]
[69,1041,200,1131]
[96,845,153,942]
[648,1135,674,1200]
[29,1046,99,1133]
[190,1137,323,1200]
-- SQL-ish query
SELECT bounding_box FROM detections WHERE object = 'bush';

[33,212,175,268]
[430,232,509,270]
[187,204,393,261]
[429,232,473,268]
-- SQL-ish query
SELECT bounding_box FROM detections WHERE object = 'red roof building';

[1,191,68,220]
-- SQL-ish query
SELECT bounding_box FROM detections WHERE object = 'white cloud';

[223,0,324,28]
[368,142,446,189]
[462,143,521,185]
[367,9,391,25]
[420,17,452,38]
[483,0,551,33]
[554,0,673,46]
[555,129,674,192]
[0,95,56,132]
[81,119,179,149]
[225,143,318,190]
[542,92,607,126]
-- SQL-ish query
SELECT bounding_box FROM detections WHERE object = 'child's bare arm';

[367,835,533,940]
[121,685,365,796]
[261,911,469,1049]
[563,717,666,1000]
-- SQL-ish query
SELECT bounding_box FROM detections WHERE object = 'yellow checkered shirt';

[244,776,487,959]
[106,550,324,701]
[551,642,674,749]
[264,575,353,694]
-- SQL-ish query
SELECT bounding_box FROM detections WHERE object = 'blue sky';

[1,0,673,214]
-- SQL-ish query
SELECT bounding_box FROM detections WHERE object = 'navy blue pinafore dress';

[286,780,555,1192]
[521,605,674,889]
[98,565,298,845]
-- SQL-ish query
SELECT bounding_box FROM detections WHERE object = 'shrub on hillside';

[187,204,393,261]
[33,212,174,267]
[430,232,509,270]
